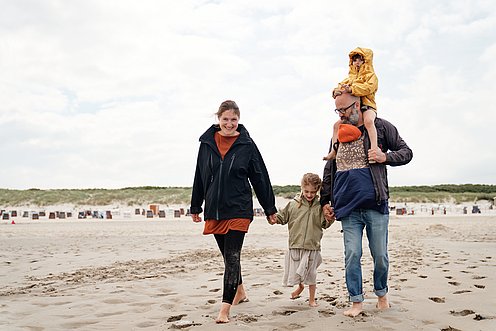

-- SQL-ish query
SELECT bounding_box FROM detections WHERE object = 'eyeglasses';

[334,102,356,115]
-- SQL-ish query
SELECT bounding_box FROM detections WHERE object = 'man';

[321,92,413,317]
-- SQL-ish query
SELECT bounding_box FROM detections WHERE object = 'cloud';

[0,0,495,189]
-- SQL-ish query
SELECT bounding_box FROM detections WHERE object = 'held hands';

[267,214,277,225]
[191,214,202,223]
[368,147,387,163]
[323,204,335,222]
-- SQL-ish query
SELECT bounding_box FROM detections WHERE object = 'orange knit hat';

[337,124,362,142]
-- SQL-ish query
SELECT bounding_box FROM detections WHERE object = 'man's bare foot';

[343,302,363,317]
[377,295,390,309]
[215,303,230,323]
[233,284,248,305]
[291,284,304,299]
[309,300,318,307]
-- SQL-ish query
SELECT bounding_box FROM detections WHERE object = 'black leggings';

[214,230,245,304]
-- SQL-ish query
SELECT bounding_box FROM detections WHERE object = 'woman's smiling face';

[218,109,239,136]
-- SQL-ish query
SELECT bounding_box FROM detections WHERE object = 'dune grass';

[0,184,494,207]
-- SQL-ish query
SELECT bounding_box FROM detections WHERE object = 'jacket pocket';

[290,249,301,262]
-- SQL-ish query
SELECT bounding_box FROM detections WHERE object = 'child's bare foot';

[343,302,363,317]
[323,152,335,161]
[291,284,304,299]
[215,303,230,323]
[377,295,390,309]
[309,300,318,307]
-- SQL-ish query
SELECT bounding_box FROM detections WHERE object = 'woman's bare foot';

[343,302,363,317]
[233,284,248,305]
[377,295,390,309]
[309,300,318,307]
[291,284,304,299]
[215,303,231,323]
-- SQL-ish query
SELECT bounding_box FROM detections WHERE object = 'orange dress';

[203,132,251,235]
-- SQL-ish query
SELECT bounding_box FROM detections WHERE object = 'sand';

[1,212,495,330]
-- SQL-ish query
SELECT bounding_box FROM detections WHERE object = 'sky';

[1,0,495,189]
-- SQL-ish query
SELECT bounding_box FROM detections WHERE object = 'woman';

[190,100,277,323]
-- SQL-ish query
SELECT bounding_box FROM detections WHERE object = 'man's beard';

[342,108,359,126]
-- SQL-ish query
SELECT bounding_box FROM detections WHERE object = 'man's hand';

[191,214,202,222]
[323,204,335,222]
[267,214,277,225]
[368,147,387,163]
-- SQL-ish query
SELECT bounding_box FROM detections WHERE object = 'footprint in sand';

[441,327,462,331]
[318,294,338,303]
[167,313,187,322]
[472,275,486,279]
[278,323,305,330]
[251,282,270,287]
[428,297,445,303]
[169,320,202,328]
[272,309,298,316]
[318,309,336,317]
[235,313,260,323]
[448,281,460,286]
[450,309,475,316]
[474,284,485,289]
[208,288,220,292]
[453,290,472,294]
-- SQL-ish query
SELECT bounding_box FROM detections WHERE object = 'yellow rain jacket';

[334,47,378,110]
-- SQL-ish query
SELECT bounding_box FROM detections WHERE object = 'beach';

[1,212,495,330]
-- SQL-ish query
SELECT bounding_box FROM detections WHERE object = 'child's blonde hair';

[301,173,322,189]
[298,173,322,207]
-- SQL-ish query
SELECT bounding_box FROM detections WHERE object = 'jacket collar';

[294,194,318,207]
[199,123,252,145]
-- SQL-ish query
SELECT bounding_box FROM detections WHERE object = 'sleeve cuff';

[190,206,203,214]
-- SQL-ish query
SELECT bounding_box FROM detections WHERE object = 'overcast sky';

[1,0,495,189]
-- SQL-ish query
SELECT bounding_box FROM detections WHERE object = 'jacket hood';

[348,47,374,75]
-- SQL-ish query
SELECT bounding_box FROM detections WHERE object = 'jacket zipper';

[363,131,381,203]
[216,158,223,220]
[209,154,214,183]
[303,202,310,248]
[228,153,236,177]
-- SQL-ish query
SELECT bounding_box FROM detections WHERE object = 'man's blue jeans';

[340,209,389,302]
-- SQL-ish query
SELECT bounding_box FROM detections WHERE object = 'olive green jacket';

[276,195,333,251]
